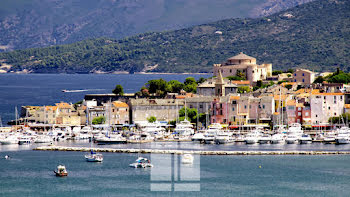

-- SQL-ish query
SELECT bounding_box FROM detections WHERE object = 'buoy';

[259,165,262,168]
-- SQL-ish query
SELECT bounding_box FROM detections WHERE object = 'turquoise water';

[1,143,350,196]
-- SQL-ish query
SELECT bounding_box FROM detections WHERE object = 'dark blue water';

[0,74,210,125]
[1,147,349,196]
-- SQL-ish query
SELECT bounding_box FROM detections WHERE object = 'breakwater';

[34,145,350,155]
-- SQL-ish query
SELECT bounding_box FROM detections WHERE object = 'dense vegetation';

[314,69,350,84]
[0,0,348,73]
[134,77,204,97]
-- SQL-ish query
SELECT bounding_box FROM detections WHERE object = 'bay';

[0,74,211,125]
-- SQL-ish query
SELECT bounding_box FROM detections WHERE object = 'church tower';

[215,70,225,97]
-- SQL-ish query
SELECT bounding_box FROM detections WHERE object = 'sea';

[1,142,350,196]
[0,73,211,126]
[1,74,350,196]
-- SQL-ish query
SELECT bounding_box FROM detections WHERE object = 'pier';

[34,145,350,155]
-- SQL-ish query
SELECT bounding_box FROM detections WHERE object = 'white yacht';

[191,132,205,142]
[258,133,271,144]
[34,135,53,143]
[129,157,153,168]
[174,120,194,136]
[323,131,337,144]
[245,128,263,144]
[285,123,303,144]
[0,135,19,145]
[270,133,285,144]
[215,132,234,144]
[335,127,350,144]
[95,134,127,145]
[299,134,312,144]
[18,135,32,145]
[203,123,222,144]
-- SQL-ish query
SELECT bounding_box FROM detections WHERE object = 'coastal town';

[1,52,350,145]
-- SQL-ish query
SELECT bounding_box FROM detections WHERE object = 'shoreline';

[34,145,350,155]
[0,72,212,75]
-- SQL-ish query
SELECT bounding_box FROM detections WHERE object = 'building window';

[244,105,247,109]
[334,113,337,116]
[302,79,305,82]
[305,112,309,116]
[328,107,331,110]
[316,114,318,118]
[263,105,265,109]
[200,105,203,108]
[230,69,232,73]
[232,107,235,111]
[340,96,343,100]
[294,73,296,76]
[294,79,296,82]
[298,112,301,116]
[302,73,305,76]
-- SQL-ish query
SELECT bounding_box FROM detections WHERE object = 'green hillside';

[0,0,311,50]
[0,0,348,73]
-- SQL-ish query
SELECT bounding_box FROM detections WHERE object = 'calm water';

[0,144,349,196]
[0,74,210,125]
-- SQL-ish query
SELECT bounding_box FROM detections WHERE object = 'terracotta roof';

[274,112,280,115]
[230,96,240,100]
[281,82,296,87]
[45,106,57,111]
[231,80,250,85]
[227,52,255,60]
[113,101,128,108]
[175,95,186,99]
[296,103,304,108]
[312,92,344,96]
[271,94,288,100]
[286,100,296,106]
[56,102,71,109]
[344,104,350,109]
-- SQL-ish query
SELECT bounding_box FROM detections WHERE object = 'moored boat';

[54,165,68,177]
[129,157,153,168]
[181,154,194,164]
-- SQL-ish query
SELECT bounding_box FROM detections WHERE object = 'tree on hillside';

[166,80,184,93]
[313,76,324,84]
[112,84,124,95]
[237,86,251,93]
[196,77,207,84]
[183,77,197,93]
[146,79,167,95]
[272,70,283,75]
[226,75,245,81]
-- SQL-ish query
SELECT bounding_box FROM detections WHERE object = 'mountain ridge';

[0,0,348,74]
[0,0,313,51]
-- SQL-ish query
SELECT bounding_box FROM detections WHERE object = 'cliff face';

[0,0,313,51]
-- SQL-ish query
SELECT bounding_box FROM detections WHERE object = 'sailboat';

[85,109,103,162]
[129,125,153,168]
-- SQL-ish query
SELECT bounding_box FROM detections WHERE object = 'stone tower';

[215,70,225,97]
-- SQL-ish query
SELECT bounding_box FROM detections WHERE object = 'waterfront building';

[129,98,184,123]
[110,101,129,124]
[310,92,345,125]
[292,69,315,85]
[213,52,272,84]
[184,96,214,114]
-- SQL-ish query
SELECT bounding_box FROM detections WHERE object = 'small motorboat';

[85,150,103,162]
[129,157,153,168]
[54,165,68,177]
[4,155,10,160]
[181,154,194,164]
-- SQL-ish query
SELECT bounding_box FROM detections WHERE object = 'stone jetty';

[34,145,350,155]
